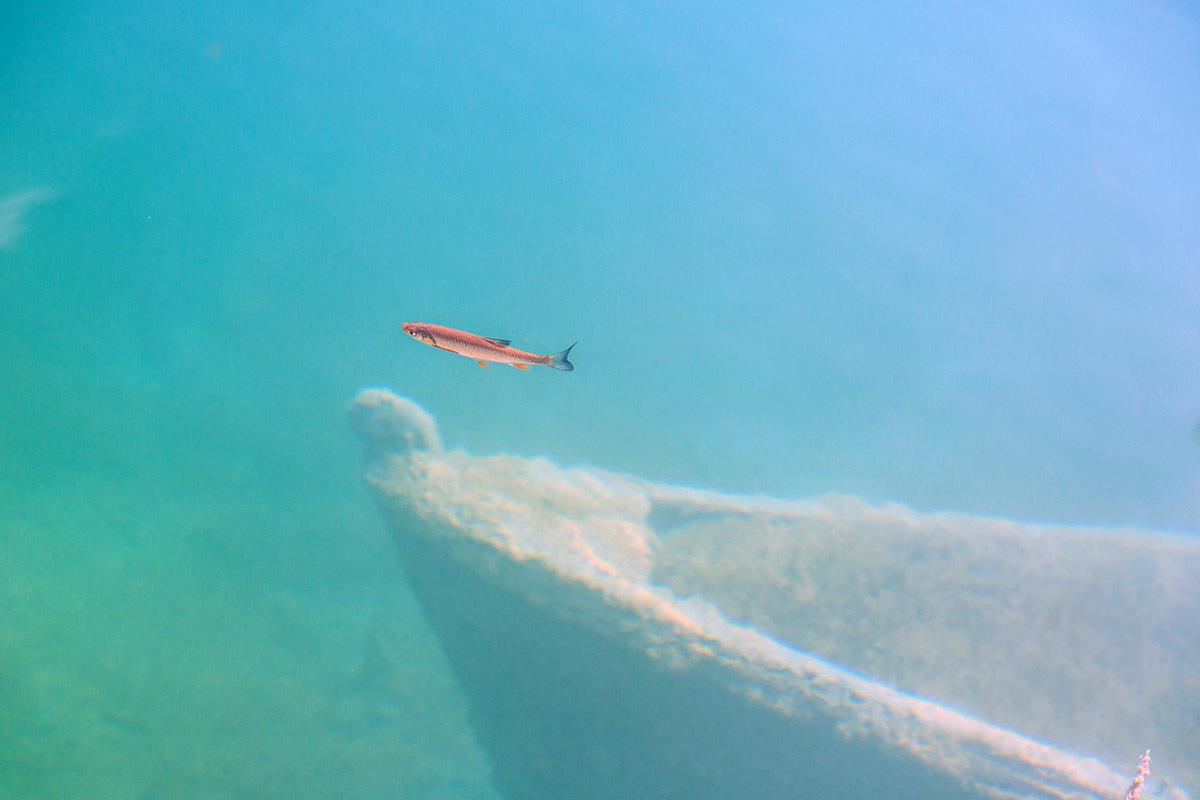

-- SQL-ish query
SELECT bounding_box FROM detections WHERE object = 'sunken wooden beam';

[349,388,1195,800]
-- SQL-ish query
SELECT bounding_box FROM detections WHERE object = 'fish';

[0,187,55,249]
[401,321,575,371]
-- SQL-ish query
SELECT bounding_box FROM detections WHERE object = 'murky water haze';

[2,0,1198,796]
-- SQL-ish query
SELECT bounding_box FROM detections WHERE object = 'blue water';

[2,0,1197,797]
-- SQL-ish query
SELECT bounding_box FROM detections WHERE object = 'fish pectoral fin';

[475,359,490,368]
[511,363,529,370]
[483,337,512,347]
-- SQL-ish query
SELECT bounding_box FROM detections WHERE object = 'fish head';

[402,321,436,346]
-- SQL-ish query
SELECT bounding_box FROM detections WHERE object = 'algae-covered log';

[349,388,1196,800]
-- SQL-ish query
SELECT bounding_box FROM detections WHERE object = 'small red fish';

[402,322,575,371]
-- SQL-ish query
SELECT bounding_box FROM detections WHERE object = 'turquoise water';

[2,1,1197,797]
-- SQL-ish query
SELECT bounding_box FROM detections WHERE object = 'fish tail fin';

[549,342,576,371]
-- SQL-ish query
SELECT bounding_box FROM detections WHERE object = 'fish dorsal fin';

[483,336,511,347]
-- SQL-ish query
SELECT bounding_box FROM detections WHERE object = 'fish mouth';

[402,322,435,346]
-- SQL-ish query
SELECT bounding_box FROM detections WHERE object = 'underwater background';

[1,0,1198,797]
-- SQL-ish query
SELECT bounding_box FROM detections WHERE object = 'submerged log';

[349,388,1196,800]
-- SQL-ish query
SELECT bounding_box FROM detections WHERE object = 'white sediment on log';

[350,388,1195,800]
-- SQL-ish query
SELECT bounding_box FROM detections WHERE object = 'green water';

[2,0,1198,796]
